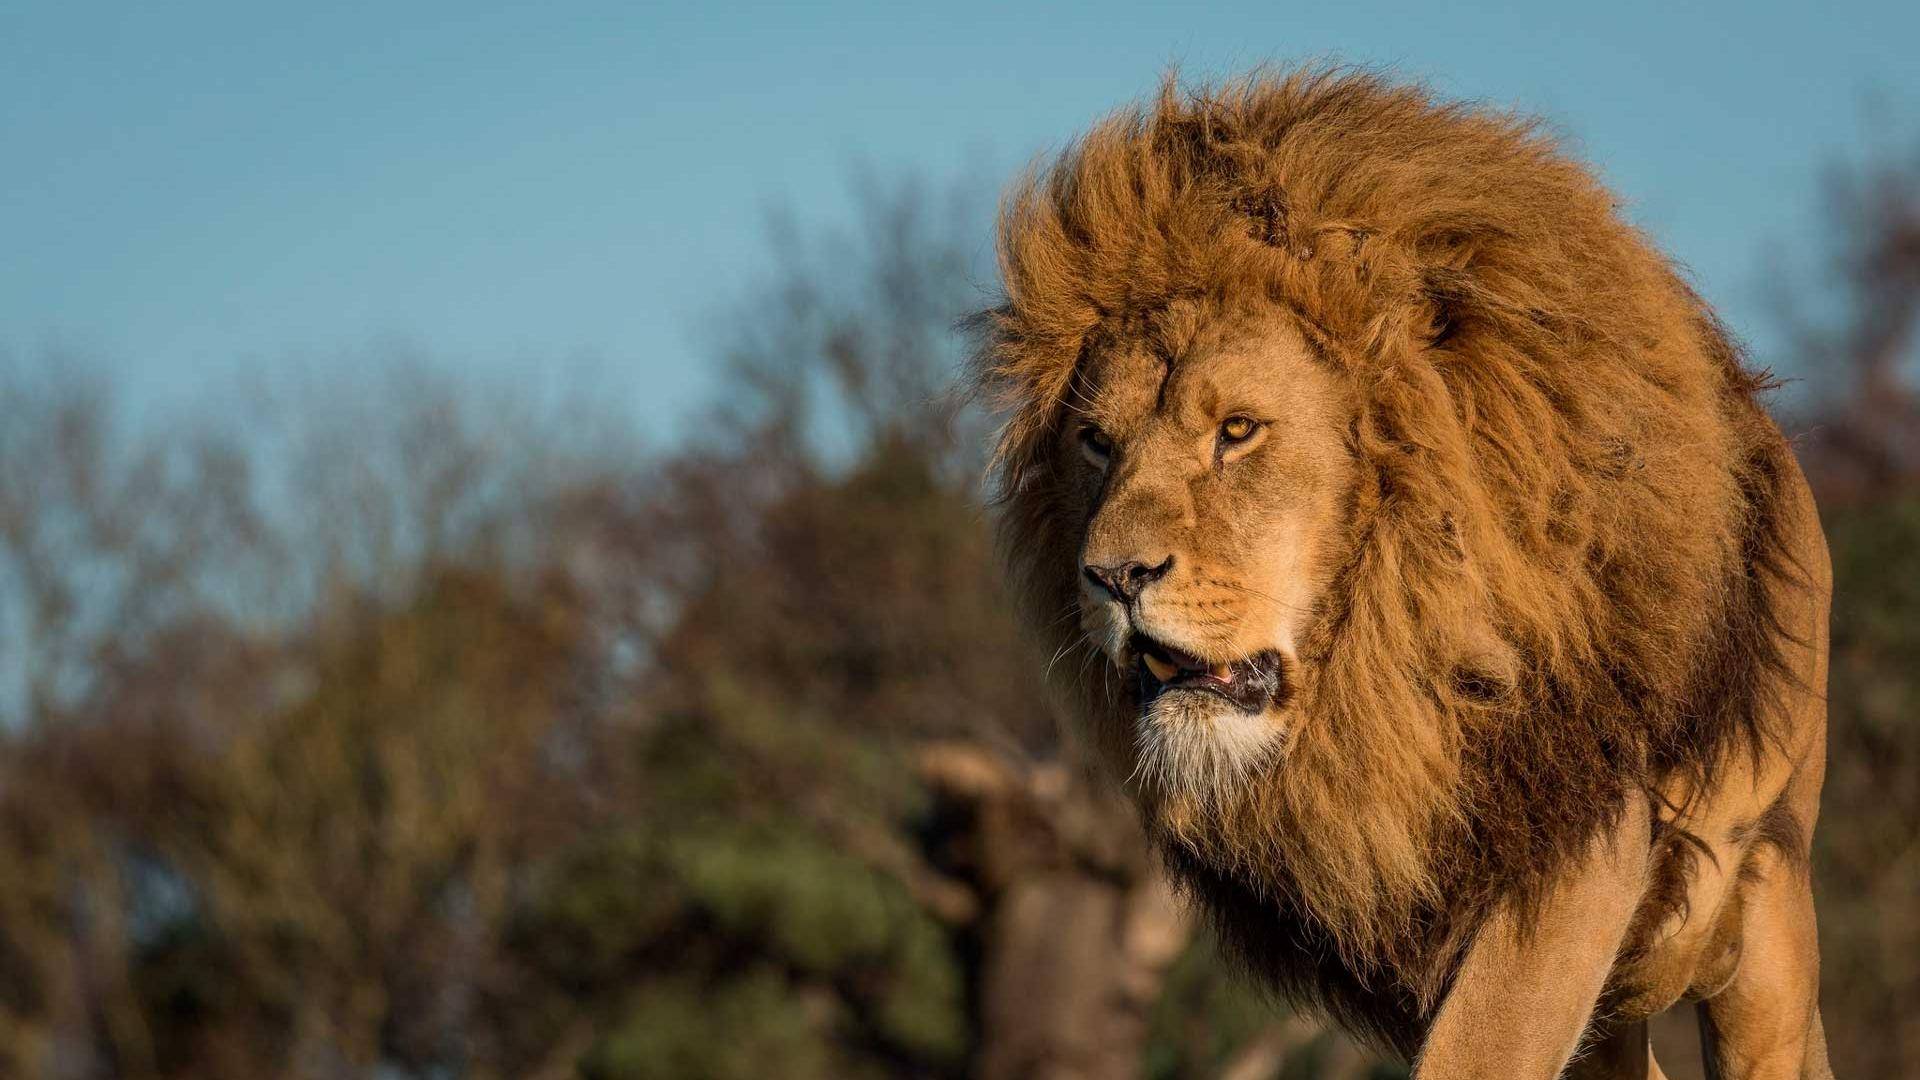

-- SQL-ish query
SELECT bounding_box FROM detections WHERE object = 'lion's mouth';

[1129,632,1290,714]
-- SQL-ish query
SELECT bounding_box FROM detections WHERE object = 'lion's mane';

[973,69,1798,1048]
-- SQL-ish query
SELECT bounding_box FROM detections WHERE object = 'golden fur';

[972,68,1815,1056]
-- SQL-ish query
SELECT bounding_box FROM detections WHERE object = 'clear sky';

[5,1,1918,436]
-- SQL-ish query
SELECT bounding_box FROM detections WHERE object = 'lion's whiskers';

[1203,577,1316,618]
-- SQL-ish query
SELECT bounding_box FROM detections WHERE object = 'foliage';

[1810,495,1920,1071]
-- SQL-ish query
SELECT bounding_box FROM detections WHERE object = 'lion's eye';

[1219,416,1260,444]
[1079,424,1113,462]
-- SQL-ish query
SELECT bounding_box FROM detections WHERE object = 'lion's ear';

[1412,228,1489,348]
[1414,230,1482,349]
[1417,271,1463,348]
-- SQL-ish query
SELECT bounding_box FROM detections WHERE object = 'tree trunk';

[917,742,1190,1080]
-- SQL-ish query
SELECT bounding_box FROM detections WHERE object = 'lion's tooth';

[1142,654,1177,683]
[1211,663,1234,682]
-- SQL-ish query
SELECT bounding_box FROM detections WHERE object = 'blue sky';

[5,1,1918,436]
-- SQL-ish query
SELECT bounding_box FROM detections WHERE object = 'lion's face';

[1064,308,1356,797]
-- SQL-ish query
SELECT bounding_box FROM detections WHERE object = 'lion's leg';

[1413,799,1652,1080]
[1693,852,1831,1080]
[1692,454,1833,1080]
[1695,727,1832,1080]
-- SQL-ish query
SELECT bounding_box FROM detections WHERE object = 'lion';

[972,69,1834,1078]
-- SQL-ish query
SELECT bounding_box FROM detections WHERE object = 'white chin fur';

[1130,690,1282,804]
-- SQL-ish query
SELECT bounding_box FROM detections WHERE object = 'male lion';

[974,70,1833,1078]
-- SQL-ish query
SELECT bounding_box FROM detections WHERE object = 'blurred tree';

[557,175,1249,1079]
[1776,133,1920,500]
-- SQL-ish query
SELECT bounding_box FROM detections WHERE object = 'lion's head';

[974,69,1789,983]
[1062,303,1353,797]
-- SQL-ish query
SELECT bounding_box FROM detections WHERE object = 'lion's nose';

[1082,555,1174,603]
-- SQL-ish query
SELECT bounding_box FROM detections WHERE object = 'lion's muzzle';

[1131,632,1291,715]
